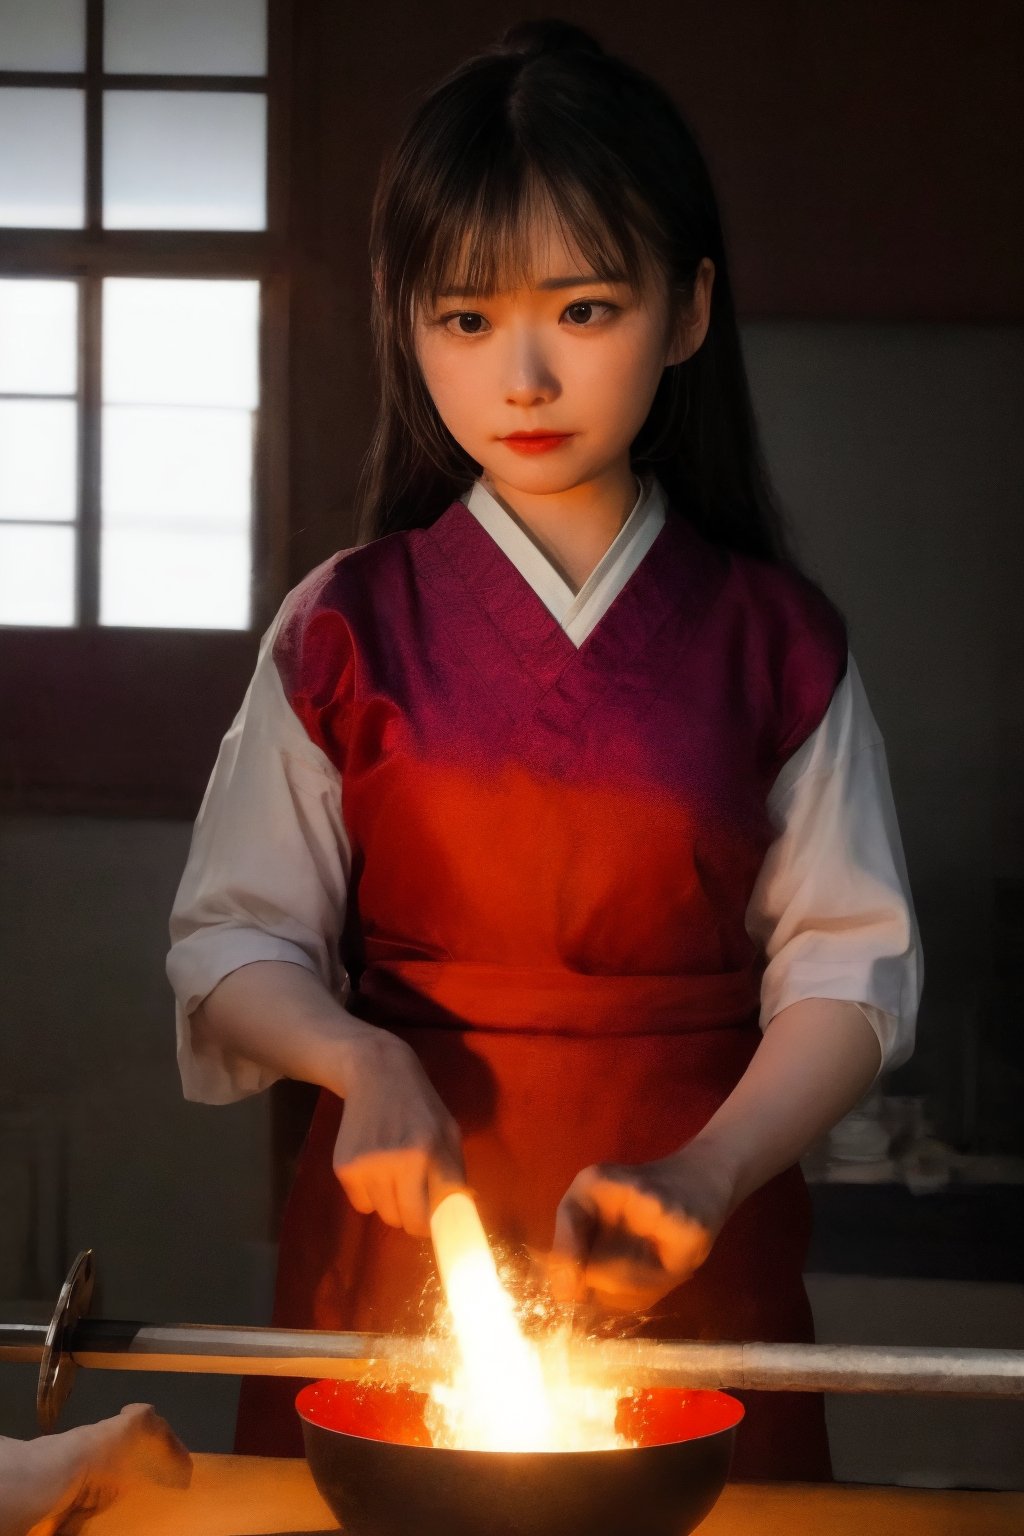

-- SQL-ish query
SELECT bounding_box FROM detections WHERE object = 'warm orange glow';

[429,1191,626,1452]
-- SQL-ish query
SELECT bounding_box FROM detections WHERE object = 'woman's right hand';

[332,1030,466,1238]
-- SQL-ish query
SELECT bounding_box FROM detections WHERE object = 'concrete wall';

[0,816,274,1447]
[744,323,1024,1141]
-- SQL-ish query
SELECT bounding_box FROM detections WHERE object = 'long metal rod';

[581,1337,1024,1399]
[2,1320,1022,1398]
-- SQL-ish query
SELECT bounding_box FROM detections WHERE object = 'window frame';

[0,0,293,816]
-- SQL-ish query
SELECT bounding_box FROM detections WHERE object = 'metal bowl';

[297,1378,743,1536]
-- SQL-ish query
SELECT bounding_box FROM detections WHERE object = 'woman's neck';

[481,465,640,594]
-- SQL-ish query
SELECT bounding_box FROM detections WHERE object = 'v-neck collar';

[419,484,727,713]
[462,475,667,647]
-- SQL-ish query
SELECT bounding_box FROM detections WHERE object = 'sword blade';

[1,1320,1022,1397]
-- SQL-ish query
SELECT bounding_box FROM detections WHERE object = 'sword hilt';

[36,1247,95,1432]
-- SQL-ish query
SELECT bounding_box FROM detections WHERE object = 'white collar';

[463,475,667,646]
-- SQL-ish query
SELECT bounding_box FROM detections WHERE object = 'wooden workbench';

[84,1454,1024,1535]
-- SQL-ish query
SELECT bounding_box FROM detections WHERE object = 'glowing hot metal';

[428,1191,624,1452]
[429,1191,554,1450]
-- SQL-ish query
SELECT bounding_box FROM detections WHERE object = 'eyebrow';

[435,273,626,299]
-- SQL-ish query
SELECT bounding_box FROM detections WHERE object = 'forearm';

[550,999,882,1309]
[191,960,397,1098]
[685,997,882,1210]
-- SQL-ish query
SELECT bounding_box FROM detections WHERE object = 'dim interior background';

[0,0,1021,1488]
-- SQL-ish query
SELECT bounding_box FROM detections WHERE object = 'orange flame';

[429,1192,626,1452]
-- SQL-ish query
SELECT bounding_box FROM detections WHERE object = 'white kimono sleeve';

[166,605,351,1104]
[746,652,922,1074]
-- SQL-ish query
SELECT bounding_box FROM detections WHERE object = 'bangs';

[371,52,677,337]
[404,160,658,311]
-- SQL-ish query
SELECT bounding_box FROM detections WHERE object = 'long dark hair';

[356,18,799,568]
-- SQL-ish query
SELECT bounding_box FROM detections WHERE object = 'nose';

[503,326,559,406]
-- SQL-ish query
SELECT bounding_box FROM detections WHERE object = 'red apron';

[236,499,847,1479]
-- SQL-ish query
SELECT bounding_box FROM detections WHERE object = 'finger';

[586,1277,668,1314]
[581,1229,660,1307]
[552,1162,644,1256]
[396,1166,432,1238]
[426,1141,469,1215]
[551,1198,595,1270]
[659,1217,715,1276]
[617,1184,673,1239]
[585,1174,705,1267]
[336,1169,375,1216]
[367,1177,403,1230]
[586,1170,655,1231]
[550,1187,600,1302]
[585,1243,666,1292]
[550,1167,602,1257]
[587,1226,709,1303]
[588,1220,660,1268]
[554,1167,638,1244]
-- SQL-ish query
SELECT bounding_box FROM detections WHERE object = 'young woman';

[168,19,921,1479]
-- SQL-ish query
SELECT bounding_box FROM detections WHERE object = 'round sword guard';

[37,1249,96,1432]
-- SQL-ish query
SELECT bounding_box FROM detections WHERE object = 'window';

[0,0,291,810]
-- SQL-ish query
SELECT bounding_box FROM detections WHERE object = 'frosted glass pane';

[104,0,266,76]
[0,523,74,625]
[0,401,76,519]
[104,279,259,407]
[0,0,85,71]
[0,279,77,394]
[0,89,84,228]
[100,526,249,628]
[104,406,253,527]
[103,91,266,230]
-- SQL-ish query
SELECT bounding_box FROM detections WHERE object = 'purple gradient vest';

[274,497,847,1003]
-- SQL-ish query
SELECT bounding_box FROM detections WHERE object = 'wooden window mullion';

[77,276,101,626]
[85,0,103,233]
[255,0,293,626]
[74,0,104,627]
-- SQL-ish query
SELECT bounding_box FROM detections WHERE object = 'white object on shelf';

[826,1085,893,1175]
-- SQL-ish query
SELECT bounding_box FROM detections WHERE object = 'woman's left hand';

[547,1144,738,1313]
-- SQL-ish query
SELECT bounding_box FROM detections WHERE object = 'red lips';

[500,432,574,455]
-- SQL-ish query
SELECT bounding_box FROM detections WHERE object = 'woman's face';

[413,209,713,502]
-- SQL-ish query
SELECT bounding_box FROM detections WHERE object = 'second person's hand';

[332,1029,466,1238]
